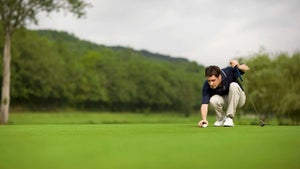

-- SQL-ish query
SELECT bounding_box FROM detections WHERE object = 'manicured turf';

[0,124,299,169]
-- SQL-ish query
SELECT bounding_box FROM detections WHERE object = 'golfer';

[198,60,250,127]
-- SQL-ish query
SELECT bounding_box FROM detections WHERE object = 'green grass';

[7,112,200,125]
[7,112,279,125]
[0,113,299,169]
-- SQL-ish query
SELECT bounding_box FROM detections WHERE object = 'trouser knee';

[229,82,241,91]
[209,95,224,107]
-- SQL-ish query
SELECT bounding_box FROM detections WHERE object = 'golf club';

[248,97,266,127]
[234,66,266,127]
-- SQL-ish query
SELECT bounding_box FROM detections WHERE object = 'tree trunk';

[0,32,11,124]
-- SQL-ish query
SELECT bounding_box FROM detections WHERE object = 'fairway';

[0,124,299,169]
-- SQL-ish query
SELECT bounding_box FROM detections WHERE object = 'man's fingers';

[198,120,208,127]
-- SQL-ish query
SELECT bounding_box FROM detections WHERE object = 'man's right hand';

[198,120,209,127]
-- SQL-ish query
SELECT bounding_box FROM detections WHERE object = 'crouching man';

[198,60,250,127]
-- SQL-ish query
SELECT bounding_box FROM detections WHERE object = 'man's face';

[206,75,222,89]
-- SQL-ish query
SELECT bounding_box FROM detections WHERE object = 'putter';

[234,66,266,127]
[249,97,266,127]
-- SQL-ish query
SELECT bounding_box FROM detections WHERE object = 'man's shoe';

[223,117,234,127]
[214,118,225,127]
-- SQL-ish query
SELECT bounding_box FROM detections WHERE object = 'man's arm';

[198,104,209,127]
[237,63,250,72]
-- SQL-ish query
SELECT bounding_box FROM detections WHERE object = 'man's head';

[205,65,222,89]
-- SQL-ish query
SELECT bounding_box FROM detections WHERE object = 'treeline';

[0,29,205,115]
[0,28,299,123]
[242,52,300,124]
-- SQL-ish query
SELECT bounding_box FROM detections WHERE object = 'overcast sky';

[29,0,300,66]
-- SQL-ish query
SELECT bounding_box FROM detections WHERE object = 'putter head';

[260,121,266,127]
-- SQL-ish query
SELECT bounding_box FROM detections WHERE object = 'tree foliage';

[4,29,205,115]
[0,0,90,124]
[0,0,90,34]
[243,52,300,124]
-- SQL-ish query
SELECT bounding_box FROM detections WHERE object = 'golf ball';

[202,123,208,128]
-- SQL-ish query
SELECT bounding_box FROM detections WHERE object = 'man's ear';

[218,74,222,80]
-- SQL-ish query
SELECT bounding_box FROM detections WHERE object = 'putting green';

[0,124,299,169]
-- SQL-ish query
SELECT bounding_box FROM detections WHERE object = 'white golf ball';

[202,123,208,128]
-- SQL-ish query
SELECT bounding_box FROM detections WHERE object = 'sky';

[29,0,300,66]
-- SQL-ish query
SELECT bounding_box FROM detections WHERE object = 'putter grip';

[234,66,243,81]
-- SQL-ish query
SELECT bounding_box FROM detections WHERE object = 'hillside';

[35,29,192,64]
[2,28,206,113]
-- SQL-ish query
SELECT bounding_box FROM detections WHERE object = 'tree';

[0,0,90,124]
[243,52,300,124]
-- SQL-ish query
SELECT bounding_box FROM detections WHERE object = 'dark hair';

[205,65,221,77]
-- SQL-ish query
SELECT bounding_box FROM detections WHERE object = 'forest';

[0,28,299,124]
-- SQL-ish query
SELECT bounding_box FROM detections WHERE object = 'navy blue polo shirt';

[201,66,244,104]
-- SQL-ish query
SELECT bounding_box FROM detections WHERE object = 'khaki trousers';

[209,82,246,120]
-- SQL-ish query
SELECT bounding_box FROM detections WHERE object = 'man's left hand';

[230,60,239,68]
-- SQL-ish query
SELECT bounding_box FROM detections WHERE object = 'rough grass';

[0,113,299,169]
